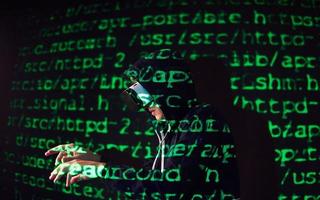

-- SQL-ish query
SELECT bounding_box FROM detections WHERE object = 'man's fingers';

[49,171,55,180]
[70,174,89,185]
[66,173,71,187]
[45,143,74,156]
[70,174,81,185]
[49,165,60,181]
[53,164,68,183]
[55,152,67,166]
[62,155,79,163]
[44,150,58,156]
[45,144,65,156]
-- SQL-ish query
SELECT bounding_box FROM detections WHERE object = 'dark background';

[1,1,319,199]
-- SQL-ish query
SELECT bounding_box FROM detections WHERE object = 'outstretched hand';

[49,159,106,187]
[44,143,101,166]
[45,143,106,187]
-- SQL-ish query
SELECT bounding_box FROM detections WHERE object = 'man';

[45,49,240,199]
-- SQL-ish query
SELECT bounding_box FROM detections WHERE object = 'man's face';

[121,80,165,121]
[147,105,165,120]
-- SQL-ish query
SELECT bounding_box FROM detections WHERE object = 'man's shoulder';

[174,103,232,136]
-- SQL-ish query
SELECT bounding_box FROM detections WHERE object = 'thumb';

[62,155,80,163]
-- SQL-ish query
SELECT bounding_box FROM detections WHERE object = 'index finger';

[45,143,74,156]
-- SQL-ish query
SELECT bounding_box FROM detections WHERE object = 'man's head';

[122,49,198,121]
[121,81,165,120]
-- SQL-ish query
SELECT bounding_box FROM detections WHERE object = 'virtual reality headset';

[121,81,157,111]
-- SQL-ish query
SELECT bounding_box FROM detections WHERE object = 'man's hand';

[44,143,101,166]
[49,159,106,187]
